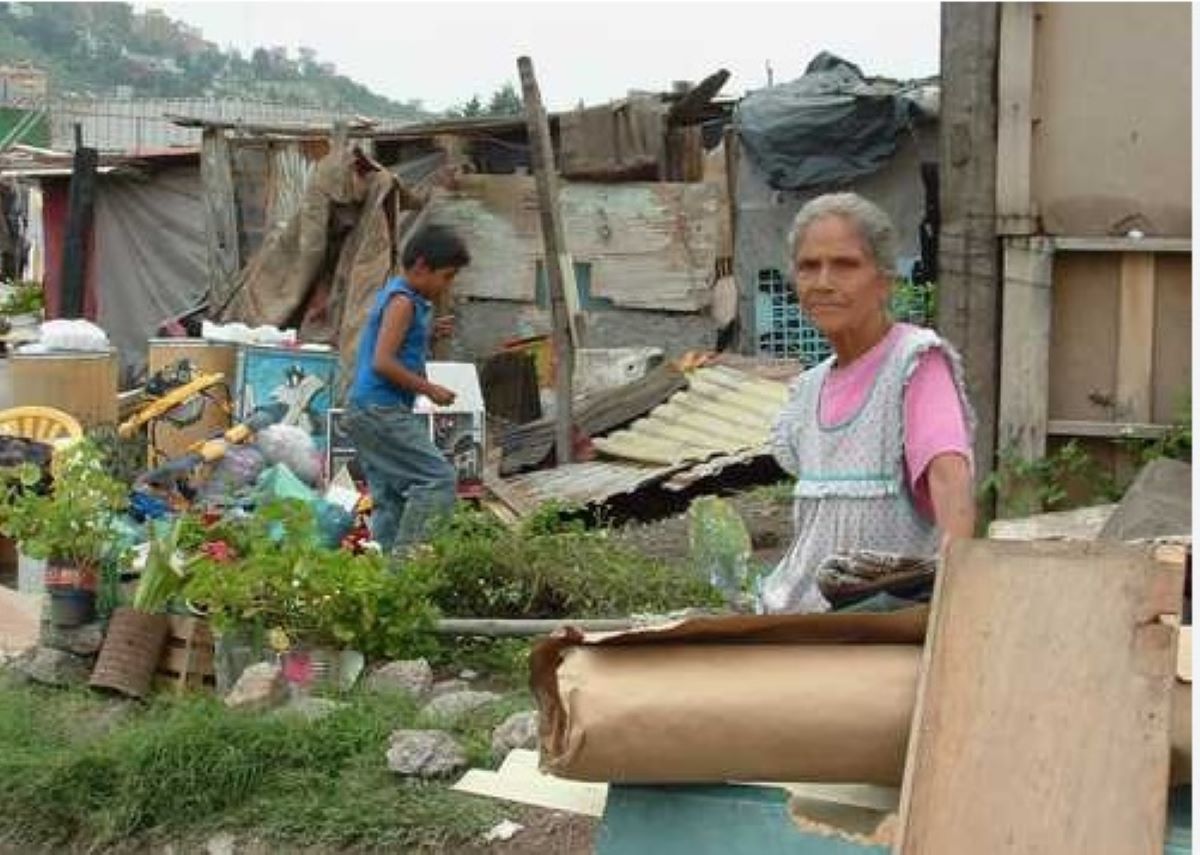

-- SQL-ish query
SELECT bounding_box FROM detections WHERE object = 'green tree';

[487,81,522,116]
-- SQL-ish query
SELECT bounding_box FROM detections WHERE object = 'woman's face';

[792,215,891,339]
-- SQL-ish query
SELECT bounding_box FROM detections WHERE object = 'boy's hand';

[426,384,457,407]
[433,315,455,340]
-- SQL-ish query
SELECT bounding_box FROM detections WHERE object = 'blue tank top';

[348,276,431,409]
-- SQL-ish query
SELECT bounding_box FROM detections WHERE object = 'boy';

[344,224,470,555]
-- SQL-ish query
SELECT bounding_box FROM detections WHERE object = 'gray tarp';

[94,166,207,385]
[734,53,924,191]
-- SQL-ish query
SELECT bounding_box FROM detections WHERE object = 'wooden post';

[996,236,1054,516]
[201,127,241,312]
[1115,251,1156,423]
[60,123,97,319]
[518,55,574,465]
[938,3,1002,496]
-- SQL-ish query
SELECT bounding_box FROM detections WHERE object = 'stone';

[39,620,105,656]
[272,696,347,723]
[421,690,501,724]
[428,678,470,700]
[491,710,539,760]
[365,658,433,700]
[224,661,287,712]
[458,668,479,681]
[15,646,92,687]
[205,833,236,855]
[386,729,467,778]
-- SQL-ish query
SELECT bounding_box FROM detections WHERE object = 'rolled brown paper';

[533,609,1192,785]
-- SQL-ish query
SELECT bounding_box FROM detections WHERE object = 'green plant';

[411,505,724,619]
[982,439,1121,518]
[182,500,439,659]
[1118,393,1192,469]
[0,279,44,316]
[0,440,130,576]
[132,518,190,612]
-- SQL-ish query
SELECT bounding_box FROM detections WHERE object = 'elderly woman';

[762,193,976,614]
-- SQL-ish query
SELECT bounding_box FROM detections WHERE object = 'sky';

[151,1,941,112]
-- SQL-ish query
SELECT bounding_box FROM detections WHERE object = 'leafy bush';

[411,504,724,618]
[181,500,439,659]
[0,280,44,316]
[0,439,130,573]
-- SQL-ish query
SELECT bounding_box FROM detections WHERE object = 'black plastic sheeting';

[735,53,926,191]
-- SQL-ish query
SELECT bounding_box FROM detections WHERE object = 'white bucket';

[17,551,45,595]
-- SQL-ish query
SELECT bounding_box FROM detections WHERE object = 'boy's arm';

[373,296,456,405]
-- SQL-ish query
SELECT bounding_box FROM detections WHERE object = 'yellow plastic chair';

[0,406,85,445]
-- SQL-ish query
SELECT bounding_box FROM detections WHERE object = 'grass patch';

[414,504,724,619]
[0,673,516,850]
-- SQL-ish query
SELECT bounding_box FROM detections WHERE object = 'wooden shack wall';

[994,2,1191,515]
[424,174,724,313]
[1030,2,1191,237]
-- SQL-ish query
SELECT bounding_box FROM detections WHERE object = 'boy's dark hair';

[402,224,471,271]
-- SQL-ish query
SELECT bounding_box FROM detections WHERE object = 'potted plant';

[0,279,45,334]
[0,440,130,627]
[90,518,191,698]
[182,499,439,693]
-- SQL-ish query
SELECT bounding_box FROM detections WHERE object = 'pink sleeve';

[904,348,973,520]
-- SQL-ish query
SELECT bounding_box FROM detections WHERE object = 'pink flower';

[200,540,238,563]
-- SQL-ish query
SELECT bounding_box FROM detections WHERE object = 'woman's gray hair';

[787,193,899,277]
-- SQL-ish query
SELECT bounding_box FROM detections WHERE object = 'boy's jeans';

[342,403,456,555]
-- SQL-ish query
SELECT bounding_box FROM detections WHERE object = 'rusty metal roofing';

[500,460,680,509]
[496,364,792,510]
[590,365,789,466]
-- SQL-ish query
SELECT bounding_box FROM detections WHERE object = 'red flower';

[200,540,238,563]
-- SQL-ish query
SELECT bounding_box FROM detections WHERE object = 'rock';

[491,710,539,760]
[224,662,287,712]
[39,620,105,656]
[422,690,501,724]
[428,678,470,700]
[15,646,92,687]
[458,668,479,681]
[272,696,347,723]
[205,833,236,855]
[365,658,433,700]
[386,729,467,778]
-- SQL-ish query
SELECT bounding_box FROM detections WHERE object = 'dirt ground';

[611,489,793,570]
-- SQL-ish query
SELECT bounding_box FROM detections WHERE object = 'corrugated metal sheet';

[591,365,788,465]
[501,460,680,509]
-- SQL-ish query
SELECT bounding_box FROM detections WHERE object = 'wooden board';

[425,175,722,312]
[1030,3,1191,237]
[1152,254,1192,424]
[894,540,1184,855]
[995,2,1035,235]
[1047,252,1120,422]
[146,339,237,464]
[10,348,119,427]
[997,237,1053,463]
[1115,252,1156,423]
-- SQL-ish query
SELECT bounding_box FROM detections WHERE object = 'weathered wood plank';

[425,176,721,312]
[1116,251,1156,423]
[995,2,1036,236]
[60,124,96,318]
[519,55,575,466]
[894,539,1183,855]
[996,237,1053,492]
[938,3,1002,490]
[201,127,241,310]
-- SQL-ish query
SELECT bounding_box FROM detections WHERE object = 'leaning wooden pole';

[518,55,574,465]
[61,123,97,319]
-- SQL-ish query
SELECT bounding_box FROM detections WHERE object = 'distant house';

[0,63,49,104]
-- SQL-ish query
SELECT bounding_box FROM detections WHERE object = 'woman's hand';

[928,453,976,551]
